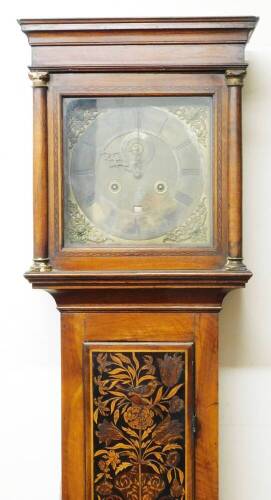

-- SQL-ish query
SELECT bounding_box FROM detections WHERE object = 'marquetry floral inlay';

[91,350,186,500]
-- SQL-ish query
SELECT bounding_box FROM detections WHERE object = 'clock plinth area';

[20,17,257,500]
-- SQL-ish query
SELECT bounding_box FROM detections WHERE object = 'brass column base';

[224,257,248,271]
[30,258,52,273]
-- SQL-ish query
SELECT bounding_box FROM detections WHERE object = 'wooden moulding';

[19,17,258,72]
[24,269,253,314]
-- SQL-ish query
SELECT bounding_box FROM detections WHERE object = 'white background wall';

[0,1,270,499]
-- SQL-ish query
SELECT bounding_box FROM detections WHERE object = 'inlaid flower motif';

[143,355,156,375]
[98,459,107,471]
[158,354,184,388]
[124,405,154,430]
[107,450,120,470]
[94,375,108,395]
[97,353,112,374]
[96,420,123,446]
[169,396,184,414]
[170,478,184,498]
[95,396,110,416]
[166,451,179,468]
[92,350,186,499]
[153,416,183,444]
[96,480,113,496]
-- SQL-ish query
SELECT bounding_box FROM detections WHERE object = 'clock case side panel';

[61,311,218,500]
[47,72,228,271]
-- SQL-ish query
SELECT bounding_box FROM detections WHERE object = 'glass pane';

[63,96,212,248]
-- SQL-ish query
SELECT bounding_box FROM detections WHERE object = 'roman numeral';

[181,168,200,175]
[175,191,193,206]
[175,139,191,151]
[158,117,169,136]
[74,168,93,175]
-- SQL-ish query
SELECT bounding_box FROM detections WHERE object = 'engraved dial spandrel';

[63,97,212,247]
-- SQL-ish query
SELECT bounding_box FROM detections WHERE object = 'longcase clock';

[19,17,258,500]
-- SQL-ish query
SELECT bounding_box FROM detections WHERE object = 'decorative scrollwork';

[173,106,209,149]
[66,199,111,244]
[225,69,246,87]
[67,107,100,149]
[29,71,49,88]
[163,197,207,244]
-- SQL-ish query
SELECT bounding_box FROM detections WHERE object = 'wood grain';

[227,82,243,259]
[195,313,219,500]
[32,86,48,261]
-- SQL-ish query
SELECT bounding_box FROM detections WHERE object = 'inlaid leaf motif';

[132,352,140,370]
[110,399,117,414]
[115,462,133,475]
[138,374,156,384]
[113,409,120,424]
[114,353,131,364]
[94,449,108,457]
[167,469,173,483]
[154,386,164,404]
[109,368,127,375]
[110,354,125,365]
[178,467,185,483]
[110,443,135,451]
[94,408,99,424]
[148,462,161,475]
[163,383,184,400]
[163,443,183,452]
[91,350,186,499]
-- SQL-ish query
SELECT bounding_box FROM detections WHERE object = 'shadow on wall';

[220,290,247,368]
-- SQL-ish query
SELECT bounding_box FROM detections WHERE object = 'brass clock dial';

[64,97,212,247]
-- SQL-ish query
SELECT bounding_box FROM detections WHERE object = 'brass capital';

[225,69,246,87]
[29,71,49,88]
